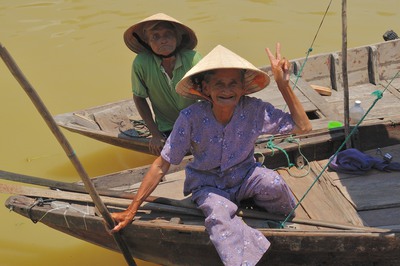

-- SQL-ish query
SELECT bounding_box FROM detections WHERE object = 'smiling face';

[202,68,245,109]
[145,22,178,56]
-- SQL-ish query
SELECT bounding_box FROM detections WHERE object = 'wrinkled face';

[146,24,177,56]
[202,69,245,108]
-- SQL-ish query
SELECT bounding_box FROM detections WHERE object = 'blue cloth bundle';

[329,148,400,174]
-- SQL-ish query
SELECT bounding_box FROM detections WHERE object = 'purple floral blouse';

[161,96,294,196]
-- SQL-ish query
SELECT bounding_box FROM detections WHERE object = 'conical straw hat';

[176,45,270,99]
[124,13,198,54]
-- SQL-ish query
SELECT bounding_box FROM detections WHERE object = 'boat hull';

[5,195,400,266]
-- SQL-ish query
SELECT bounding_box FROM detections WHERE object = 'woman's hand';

[110,156,171,233]
[266,43,312,134]
[265,42,291,85]
[111,209,136,233]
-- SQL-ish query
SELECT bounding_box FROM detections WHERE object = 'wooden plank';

[69,112,100,129]
[146,170,186,200]
[292,77,340,121]
[376,39,400,80]
[324,166,400,211]
[341,46,371,86]
[292,52,333,88]
[5,181,363,230]
[309,118,334,131]
[0,182,132,207]
[363,144,400,159]
[91,102,140,133]
[0,183,204,218]
[253,81,335,131]
[276,169,310,220]
[309,161,365,226]
[310,84,332,96]
[277,166,363,226]
[320,81,400,121]
[253,82,313,111]
[358,207,400,228]
[318,145,400,212]
[381,80,400,100]
[93,106,133,132]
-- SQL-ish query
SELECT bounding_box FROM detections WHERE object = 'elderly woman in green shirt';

[124,13,202,155]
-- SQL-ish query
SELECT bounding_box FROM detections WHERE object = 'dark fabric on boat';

[329,148,400,174]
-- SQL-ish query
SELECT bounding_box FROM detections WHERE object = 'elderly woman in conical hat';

[124,13,202,155]
[111,44,311,266]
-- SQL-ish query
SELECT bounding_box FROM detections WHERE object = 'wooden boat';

[2,117,400,265]
[2,39,400,265]
[54,39,400,154]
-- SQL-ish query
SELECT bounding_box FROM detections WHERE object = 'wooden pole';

[0,43,137,266]
[342,0,351,149]
[0,169,176,206]
[2,182,392,232]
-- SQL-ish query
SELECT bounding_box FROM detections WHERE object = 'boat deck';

[257,39,400,132]
[318,144,400,230]
[135,144,400,230]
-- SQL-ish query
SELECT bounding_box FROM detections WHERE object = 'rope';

[266,136,294,168]
[309,0,333,50]
[27,197,91,230]
[28,198,48,223]
[264,136,311,178]
[279,70,400,228]
[283,0,333,111]
[277,136,311,178]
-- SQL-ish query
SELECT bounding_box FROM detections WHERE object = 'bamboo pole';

[342,0,351,149]
[0,43,137,266]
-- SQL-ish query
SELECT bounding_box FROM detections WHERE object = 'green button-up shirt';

[132,49,202,132]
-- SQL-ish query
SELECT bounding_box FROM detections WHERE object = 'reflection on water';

[1,0,398,265]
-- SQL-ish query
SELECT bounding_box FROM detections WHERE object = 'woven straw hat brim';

[176,45,270,99]
[124,13,198,54]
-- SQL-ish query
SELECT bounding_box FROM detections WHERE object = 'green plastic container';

[328,121,343,129]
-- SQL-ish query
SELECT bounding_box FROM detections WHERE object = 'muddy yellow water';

[1,1,398,265]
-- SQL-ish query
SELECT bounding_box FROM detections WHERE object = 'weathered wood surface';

[4,140,400,265]
[54,39,400,153]
[359,207,400,230]
[295,39,400,124]
[331,170,400,211]
[317,144,400,229]
[278,164,365,227]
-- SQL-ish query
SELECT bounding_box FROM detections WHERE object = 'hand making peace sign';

[265,42,291,84]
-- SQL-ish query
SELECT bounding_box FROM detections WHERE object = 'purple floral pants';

[192,166,296,266]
